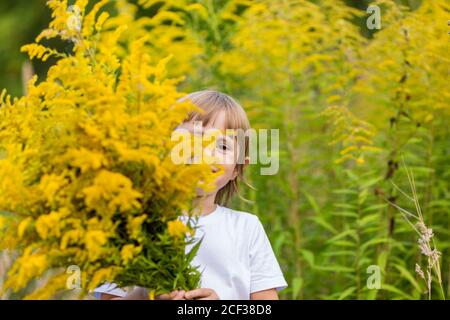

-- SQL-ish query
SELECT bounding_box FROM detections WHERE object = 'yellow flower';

[24,273,68,300]
[38,174,68,204]
[0,215,6,229]
[3,247,47,292]
[60,229,83,250]
[89,267,120,292]
[35,207,70,240]
[62,147,108,173]
[17,217,33,239]
[167,219,190,239]
[0,0,213,298]
[85,230,108,261]
[127,214,147,240]
[82,170,143,214]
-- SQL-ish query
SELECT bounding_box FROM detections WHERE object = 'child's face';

[178,110,239,197]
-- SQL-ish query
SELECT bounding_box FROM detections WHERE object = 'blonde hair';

[178,89,251,206]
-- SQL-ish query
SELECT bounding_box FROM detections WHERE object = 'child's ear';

[244,156,250,167]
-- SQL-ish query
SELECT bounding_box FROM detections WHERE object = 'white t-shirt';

[93,205,287,299]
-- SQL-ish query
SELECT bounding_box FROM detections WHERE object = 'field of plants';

[0,0,448,300]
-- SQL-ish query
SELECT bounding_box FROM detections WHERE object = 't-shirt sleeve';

[249,217,288,294]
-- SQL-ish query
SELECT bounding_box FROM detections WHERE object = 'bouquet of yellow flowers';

[0,0,217,299]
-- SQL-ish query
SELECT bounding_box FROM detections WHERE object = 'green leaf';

[358,188,368,205]
[273,233,285,254]
[365,288,379,300]
[360,176,383,189]
[331,211,358,218]
[337,286,356,300]
[301,190,320,214]
[322,250,355,257]
[362,204,388,212]
[310,215,338,234]
[380,284,414,300]
[360,238,390,255]
[334,203,357,210]
[315,265,354,273]
[300,249,315,268]
[291,277,303,300]
[377,251,388,274]
[330,240,356,247]
[333,189,358,195]
[393,264,422,292]
[357,213,380,227]
[186,237,203,263]
[326,229,358,244]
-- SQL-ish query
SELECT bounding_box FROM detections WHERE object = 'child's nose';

[203,144,215,160]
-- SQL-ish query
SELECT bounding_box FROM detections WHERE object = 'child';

[94,90,287,300]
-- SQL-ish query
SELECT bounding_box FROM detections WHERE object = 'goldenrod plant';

[0,0,218,299]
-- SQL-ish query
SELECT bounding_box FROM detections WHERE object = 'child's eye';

[217,141,229,151]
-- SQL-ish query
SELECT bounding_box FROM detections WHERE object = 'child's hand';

[156,290,186,300]
[184,288,219,300]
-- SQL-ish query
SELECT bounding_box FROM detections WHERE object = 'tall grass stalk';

[387,160,446,300]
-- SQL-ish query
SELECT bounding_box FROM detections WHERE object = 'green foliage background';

[0,0,448,300]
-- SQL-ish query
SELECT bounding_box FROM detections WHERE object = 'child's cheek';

[214,163,235,189]
[215,149,236,165]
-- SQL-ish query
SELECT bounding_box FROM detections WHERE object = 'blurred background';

[0,0,422,97]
